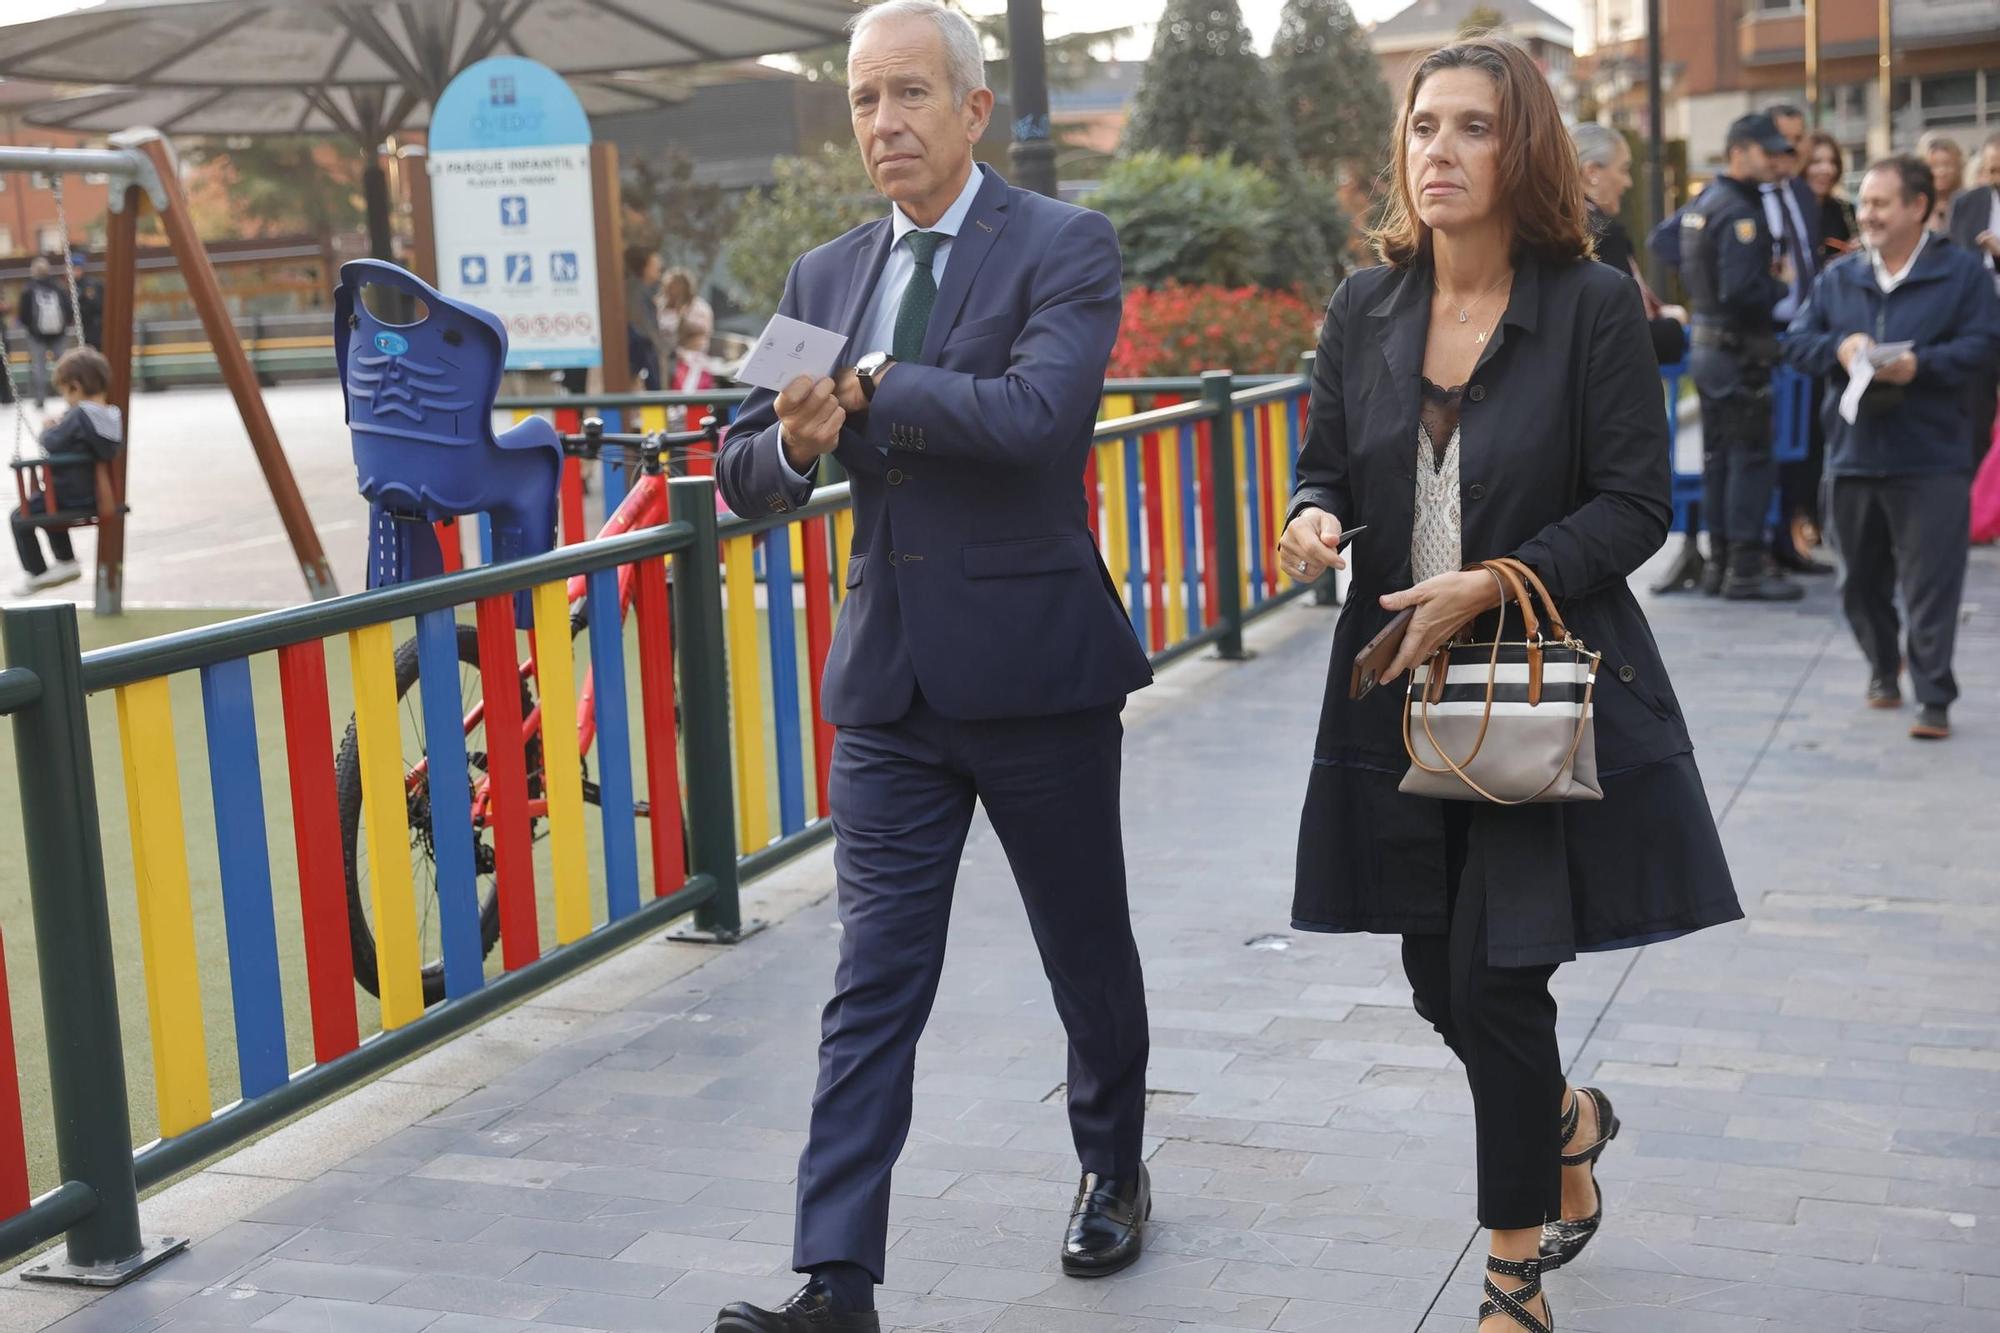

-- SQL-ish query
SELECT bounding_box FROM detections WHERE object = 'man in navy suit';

[711,3,1153,1328]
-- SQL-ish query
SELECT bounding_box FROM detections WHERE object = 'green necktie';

[892,231,942,363]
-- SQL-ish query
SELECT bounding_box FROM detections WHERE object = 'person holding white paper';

[710,3,1154,1329]
[1786,155,2000,740]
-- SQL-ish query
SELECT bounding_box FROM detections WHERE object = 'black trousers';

[1401,806,1564,1231]
[1692,345,1777,546]
[11,491,75,577]
[1827,472,1970,708]
[793,694,1149,1281]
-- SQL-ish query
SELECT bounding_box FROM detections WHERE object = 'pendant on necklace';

[1475,331,1488,344]
[1456,310,1469,323]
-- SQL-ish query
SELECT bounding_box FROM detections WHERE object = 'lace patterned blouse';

[1412,377,1466,583]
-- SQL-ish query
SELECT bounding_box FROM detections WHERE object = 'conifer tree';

[1124,0,1286,170]
[1271,0,1396,182]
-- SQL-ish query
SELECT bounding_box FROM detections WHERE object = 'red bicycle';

[335,419,724,1004]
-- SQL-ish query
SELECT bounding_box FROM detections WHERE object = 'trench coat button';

[1618,665,1637,683]
[887,468,904,485]
[1469,385,1486,402]
[1468,483,1487,501]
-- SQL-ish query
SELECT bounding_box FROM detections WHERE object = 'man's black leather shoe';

[716,1280,880,1332]
[1062,1164,1151,1277]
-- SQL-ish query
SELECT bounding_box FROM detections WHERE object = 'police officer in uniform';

[1683,113,1806,601]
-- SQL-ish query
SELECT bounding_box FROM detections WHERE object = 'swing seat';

[335,259,561,592]
[10,456,126,530]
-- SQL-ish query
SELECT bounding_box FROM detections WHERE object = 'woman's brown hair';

[1368,36,1594,268]
[1804,130,1844,181]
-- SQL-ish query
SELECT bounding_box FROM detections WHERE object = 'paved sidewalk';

[14,549,2000,1333]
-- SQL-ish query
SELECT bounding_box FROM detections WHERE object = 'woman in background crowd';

[1804,131,1857,262]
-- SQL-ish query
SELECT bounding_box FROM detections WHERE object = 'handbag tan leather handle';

[1469,558,1542,705]
[1489,556,1568,643]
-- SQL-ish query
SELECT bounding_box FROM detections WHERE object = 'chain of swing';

[4,175,90,467]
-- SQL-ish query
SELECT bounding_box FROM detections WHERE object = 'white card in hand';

[1838,352,1875,425]
[734,314,848,392]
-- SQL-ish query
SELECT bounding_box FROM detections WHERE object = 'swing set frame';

[2,129,337,615]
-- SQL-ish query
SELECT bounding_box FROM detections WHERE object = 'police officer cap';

[1726,113,1794,156]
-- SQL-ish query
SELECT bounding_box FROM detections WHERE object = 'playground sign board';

[429,57,599,370]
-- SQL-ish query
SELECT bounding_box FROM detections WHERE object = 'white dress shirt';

[1869,228,1929,295]
[1761,181,1813,322]
[778,163,990,482]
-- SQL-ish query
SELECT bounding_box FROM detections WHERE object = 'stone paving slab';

[12,547,2000,1332]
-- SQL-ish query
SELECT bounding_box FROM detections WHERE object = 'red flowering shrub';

[1108,282,1321,379]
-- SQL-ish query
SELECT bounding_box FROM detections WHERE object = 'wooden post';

[1805,0,1821,127]
[400,143,437,287]
[1876,0,1894,160]
[94,185,142,616]
[590,142,631,393]
[121,130,338,600]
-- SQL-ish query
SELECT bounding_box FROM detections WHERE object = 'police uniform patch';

[1734,218,1757,243]
[1682,212,1706,230]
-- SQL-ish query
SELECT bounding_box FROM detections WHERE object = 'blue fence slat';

[585,568,644,920]
[1242,409,1265,605]
[414,608,487,999]
[1286,393,1304,486]
[476,513,494,565]
[599,408,629,516]
[762,525,808,836]
[1179,422,1201,630]
[198,656,289,1099]
[1123,432,1146,646]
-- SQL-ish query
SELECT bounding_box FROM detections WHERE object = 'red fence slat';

[0,929,29,1217]
[276,639,360,1064]
[632,557,688,896]
[800,517,835,816]
[476,595,542,966]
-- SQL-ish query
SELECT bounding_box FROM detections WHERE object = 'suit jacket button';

[887,468,904,485]
[1618,665,1637,683]
[1469,385,1486,402]
[1468,483,1487,500]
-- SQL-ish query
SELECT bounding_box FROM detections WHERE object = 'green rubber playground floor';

[1,600,820,1203]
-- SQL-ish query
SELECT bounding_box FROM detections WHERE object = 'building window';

[1750,0,1803,14]
[1921,71,1979,127]
[30,172,52,191]
[0,227,12,255]
[36,226,64,255]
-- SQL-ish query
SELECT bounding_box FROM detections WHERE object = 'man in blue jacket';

[710,3,1154,1328]
[1787,155,2000,740]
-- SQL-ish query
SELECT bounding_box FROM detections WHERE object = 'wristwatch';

[855,351,896,402]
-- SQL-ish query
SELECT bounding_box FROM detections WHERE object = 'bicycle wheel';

[335,622,543,1007]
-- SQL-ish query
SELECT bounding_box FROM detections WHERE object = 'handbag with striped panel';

[1400,557,1603,805]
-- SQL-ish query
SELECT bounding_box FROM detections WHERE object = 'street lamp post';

[1876,0,1894,157]
[1645,0,1665,242]
[1006,0,1058,198]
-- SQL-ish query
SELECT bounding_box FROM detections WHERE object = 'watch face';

[858,352,889,375]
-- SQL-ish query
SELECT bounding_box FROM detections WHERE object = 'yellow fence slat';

[722,536,771,849]
[1100,441,1129,601]
[1159,429,1186,643]
[638,405,669,434]
[531,582,593,944]
[115,678,212,1137]
[831,509,854,604]
[348,624,425,1028]
[1265,402,1289,579]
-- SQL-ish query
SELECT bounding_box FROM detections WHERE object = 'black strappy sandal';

[1540,1086,1620,1269]
[1481,1253,1553,1332]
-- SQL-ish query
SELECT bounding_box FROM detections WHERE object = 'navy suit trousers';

[792,695,1150,1280]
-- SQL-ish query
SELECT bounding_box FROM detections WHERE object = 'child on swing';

[10,347,122,596]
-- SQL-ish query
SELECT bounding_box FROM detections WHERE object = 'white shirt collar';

[1869,228,1930,293]
[889,163,986,247]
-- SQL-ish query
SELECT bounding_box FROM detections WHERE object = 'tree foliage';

[623,148,739,288]
[182,137,364,244]
[1460,5,1507,36]
[1271,0,1395,183]
[724,144,881,315]
[1086,152,1284,289]
[1123,0,1286,170]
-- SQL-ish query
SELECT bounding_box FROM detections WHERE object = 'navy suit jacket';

[717,168,1152,728]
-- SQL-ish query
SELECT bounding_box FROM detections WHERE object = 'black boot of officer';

[1723,542,1806,601]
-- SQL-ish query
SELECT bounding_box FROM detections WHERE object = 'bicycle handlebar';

[556,416,721,473]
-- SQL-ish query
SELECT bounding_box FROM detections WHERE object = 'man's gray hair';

[849,0,989,106]
[1570,122,1625,170]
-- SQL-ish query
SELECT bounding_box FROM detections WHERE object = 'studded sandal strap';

[1558,1088,1613,1167]
[1482,1258,1553,1333]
